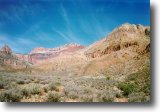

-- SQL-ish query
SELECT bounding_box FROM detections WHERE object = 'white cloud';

[60,4,70,25]
[52,28,72,43]
[58,4,85,44]
[16,38,37,46]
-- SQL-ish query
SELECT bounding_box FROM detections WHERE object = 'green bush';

[118,83,135,96]
[115,93,122,98]
[125,66,150,97]
[106,77,110,80]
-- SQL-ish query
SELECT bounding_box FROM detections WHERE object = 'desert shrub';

[43,85,49,93]
[34,79,40,83]
[124,65,150,97]
[24,79,31,84]
[106,76,110,80]
[100,93,114,102]
[145,28,150,36]
[102,96,113,102]
[4,82,17,90]
[81,95,93,102]
[29,84,41,95]
[0,81,5,89]
[16,80,25,84]
[40,80,48,85]
[93,90,115,102]
[83,88,92,94]
[55,82,61,86]
[115,92,122,98]
[68,91,79,99]
[46,91,61,102]
[30,77,35,81]
[0,88,22,102]
[127,75,136,81]
[64,83,82,98]
[48,83,59,92]
[128,92,150,102]
[142,82,150,95]
[118,82,135,96]
[21,88,31,97]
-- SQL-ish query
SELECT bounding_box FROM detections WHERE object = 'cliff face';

[85,23,150,59]
[30,43,84,54]
[0,43,85,68]
[28,43,85,64]
[14,54,32,63]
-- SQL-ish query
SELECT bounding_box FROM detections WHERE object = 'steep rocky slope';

[31,23,150,81]
[81,23,150,80]
[85,23,150,58]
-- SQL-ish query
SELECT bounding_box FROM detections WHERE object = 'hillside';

[81,23,150,79]
[85,23,150,58]
[31,23,150,80]
[0,23,150,102]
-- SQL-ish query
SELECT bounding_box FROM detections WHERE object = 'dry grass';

[0,64,150,102]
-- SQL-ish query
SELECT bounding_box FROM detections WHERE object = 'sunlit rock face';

[84,23,150,59]
[1,44,12,54]
[0,45,30,70]
[28,43,85,64]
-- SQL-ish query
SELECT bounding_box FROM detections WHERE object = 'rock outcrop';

[76,23,150,78]
[84,23,150,58]
[28,43,85,64]
[0,45,31,70]
[1,44,12,54]
[30,43,84,54]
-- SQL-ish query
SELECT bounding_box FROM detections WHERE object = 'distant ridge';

[0,23,150,74]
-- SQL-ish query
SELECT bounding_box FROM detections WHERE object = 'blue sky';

[0,0,150,54]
